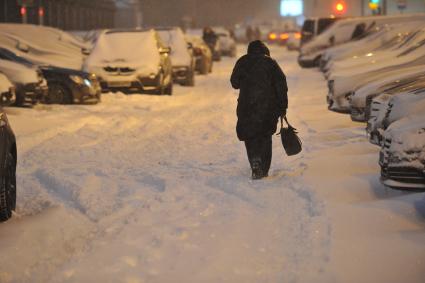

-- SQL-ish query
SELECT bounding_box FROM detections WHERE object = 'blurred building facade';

[0,0,115,30]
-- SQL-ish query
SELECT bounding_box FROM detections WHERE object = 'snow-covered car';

[0,108,17,222]
[349,65,425,122]
[0,59,47,106]
[0,47,101,104]
[186,35,212,75]
[213,27,237,57]
[0,72,15,106]
[327,29,425,112]
[0,24,88,70]
[298,14,425,68]
[84,29,173,95]
[366,85,425,144]
[379,114,425,191]
[157,27,196,86]
[300,17,339,46]
[319,22,417,73]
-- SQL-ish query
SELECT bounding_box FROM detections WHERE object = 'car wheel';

[47,83,73,104]
[164,83,173,95]
[184,71,195,87]
[14,89,25,107]
[0,152,16,222]
[200,60,209,75]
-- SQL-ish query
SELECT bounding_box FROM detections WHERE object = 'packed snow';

[1,46,424,283]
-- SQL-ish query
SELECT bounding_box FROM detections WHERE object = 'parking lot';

[0,46,423,282]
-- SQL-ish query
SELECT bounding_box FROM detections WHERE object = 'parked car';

[157,27,196,86]
[298,14,425,68]
[300,17,339,46]
[368,88,425,145]
[379,114,425,191]
[327,29,425,112]
[213,27,237,57]
[0,59,47,106]
[0,72,15,106]
[0,23,89,70]
[186,35,212,75]
[84,29,173,95]
[0,47,101,104]
[0,108,17,222]
[349,66,425,122]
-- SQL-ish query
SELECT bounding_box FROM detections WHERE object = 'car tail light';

[268,33,277,41]
[295,32,301,39]
[280,33,289,40]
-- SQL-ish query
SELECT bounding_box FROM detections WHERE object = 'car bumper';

[381,166,425,191]
[172,66,190,83]
[350,107,366,122]
[99,76,161,93]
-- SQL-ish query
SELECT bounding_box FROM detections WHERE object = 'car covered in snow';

[0,59,47,106]
[186,35,212,75]
[84,29,173,95]
[327,28,425,112]
[349,65,425,122]
[213,27,237,57]
[300,17,339,46]
[368,88,425,145]
[379,114,425,191]
[0,108,16,222]
[298,14,425,68]
[157,27,196,86]
[0,24,89,70]
[0,72,15,106]
[0,47,101,104]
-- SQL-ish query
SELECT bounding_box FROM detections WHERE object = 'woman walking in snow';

[230,40,288,180]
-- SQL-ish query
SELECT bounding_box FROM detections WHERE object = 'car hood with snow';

[83,29,161,81]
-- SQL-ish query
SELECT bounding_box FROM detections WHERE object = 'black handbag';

[278,116,302,156]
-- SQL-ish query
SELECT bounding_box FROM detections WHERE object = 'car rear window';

[302,20,315,34]
[318,18,337,34]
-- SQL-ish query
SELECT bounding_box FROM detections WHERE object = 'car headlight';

[83,79,92,87]
[70,75,85,85]
[149,73,157,79]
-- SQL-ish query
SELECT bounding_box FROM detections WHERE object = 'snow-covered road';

[1,47,425,283]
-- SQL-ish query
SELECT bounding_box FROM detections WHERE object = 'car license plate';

[108,81,131,88]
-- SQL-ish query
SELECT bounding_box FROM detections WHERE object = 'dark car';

[0,47,101,104]
[0,109,17,222]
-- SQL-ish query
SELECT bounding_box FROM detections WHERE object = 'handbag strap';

[280,116,294,129]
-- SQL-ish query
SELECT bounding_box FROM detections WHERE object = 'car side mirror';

[81,48,91,56]
[16,42,29,53]
[160,47,171,54]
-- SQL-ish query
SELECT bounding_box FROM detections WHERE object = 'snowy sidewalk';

[0,47,424,283]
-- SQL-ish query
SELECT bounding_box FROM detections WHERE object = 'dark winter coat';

[230,41,288,141]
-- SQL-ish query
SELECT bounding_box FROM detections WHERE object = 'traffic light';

[334,1,346,15]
